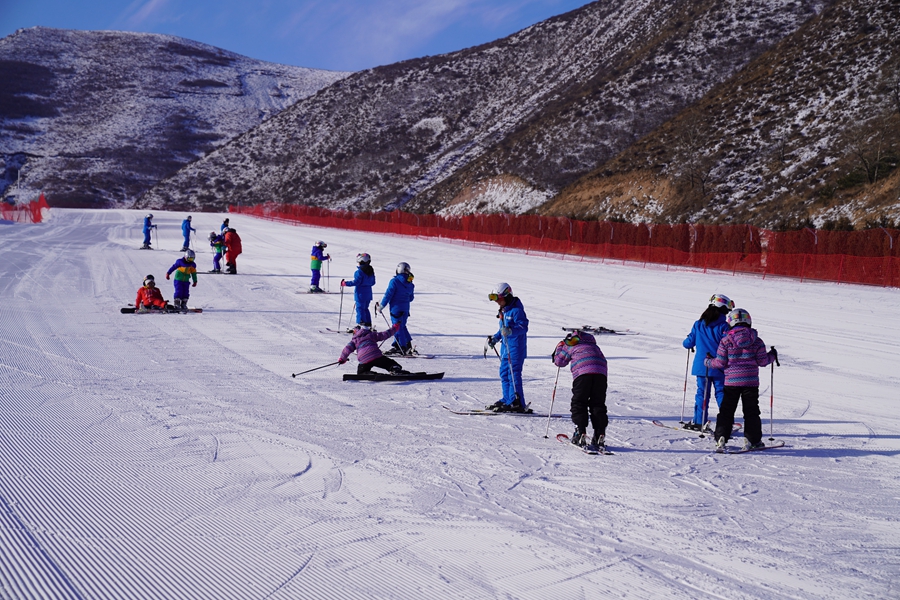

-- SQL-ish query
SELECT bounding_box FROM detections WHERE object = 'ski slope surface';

[1,209,898,599]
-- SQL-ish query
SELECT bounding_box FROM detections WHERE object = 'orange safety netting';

[1,193,50,224]
[231,203,900,288]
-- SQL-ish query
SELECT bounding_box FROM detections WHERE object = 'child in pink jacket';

[339,323,408,374]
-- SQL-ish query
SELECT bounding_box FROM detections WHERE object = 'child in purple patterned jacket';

[705,308,778,452]
[339,322,407,375]
[552,331,609,451]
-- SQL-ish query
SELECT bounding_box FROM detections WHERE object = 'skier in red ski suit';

[134,276,168,311]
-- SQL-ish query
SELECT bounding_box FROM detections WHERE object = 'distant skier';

[485,282,528,413]
[208,231,225,273]
[180,216,196,251]
[141,214,156,249]
[134,275,168,311]
[338,322,408,375]
[223,227,242,274]
[379,262,415,355]
[705,308,778,452]
[165,249,198,312]
[341,253,376,327]
[309,241,330,292]
[682,293,733,431]
[553,331,609,451]
[220,218,230,233]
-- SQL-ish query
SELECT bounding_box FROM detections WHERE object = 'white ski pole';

[544,366,561,438]
[680,348,692,423]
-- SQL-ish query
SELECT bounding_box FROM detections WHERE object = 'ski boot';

[140,244,152,250]
[683,422,700,431]
[742,439,765,451]
[570,427,587,447]
[715,436,727,453]
[584,432,606,452]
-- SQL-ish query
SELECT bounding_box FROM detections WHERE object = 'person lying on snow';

[338,322,410,375]
[134,275,168,311]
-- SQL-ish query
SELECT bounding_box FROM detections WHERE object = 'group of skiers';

[135,215,242,313]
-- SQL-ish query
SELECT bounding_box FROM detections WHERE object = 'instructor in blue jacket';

[379,262,415,355]
[486,282,529,413]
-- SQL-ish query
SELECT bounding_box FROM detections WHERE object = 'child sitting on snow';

[338,322,409,375]
[134,275,168,311]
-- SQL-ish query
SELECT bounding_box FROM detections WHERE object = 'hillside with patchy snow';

[544,0,900,228]
[138,0,833,216]
[0,27,348,208]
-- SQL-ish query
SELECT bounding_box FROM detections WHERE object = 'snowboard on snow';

[556,433,614,455]
[343,371,444,382]
[562,325,638,336]
[121,306,203,314]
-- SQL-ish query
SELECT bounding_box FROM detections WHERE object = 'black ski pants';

[570,373,608,434]
[714,386,762,444]
[358,355,402,374]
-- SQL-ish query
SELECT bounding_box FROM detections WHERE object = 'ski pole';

[338,284,345,330]
[154,227,158,249]
[544,366,561,439]
[769,346,780,440]
[326,259,330,293]
[680,348,693,423]
[292,361,341,377]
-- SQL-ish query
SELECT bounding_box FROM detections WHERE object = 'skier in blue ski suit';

[181,216,196,251]
[142,214,156,248]
[379,262,415,354]
[486,283,529,412]
[682,294,733,429]
[342,253,376,326]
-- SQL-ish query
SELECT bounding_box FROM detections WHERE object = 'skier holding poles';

[705,308,778,452]
[341,253,376,328]
[552,330,609,451]
[682,293,733,431]
[141,214,157,249]
[379,262,415,355]
[484,282,528,413]
[309,241,330,293]
[338,323,408,375]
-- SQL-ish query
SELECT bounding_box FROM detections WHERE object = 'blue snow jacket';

[142,216,156,233]
[181,219,196,237]
[492,297,529,360]
[344,265,376,304]
[683,314,728,377]
[380,273,414,317]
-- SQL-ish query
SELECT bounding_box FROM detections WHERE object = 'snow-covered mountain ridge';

[0,27,349,208]
[138,0,837,220]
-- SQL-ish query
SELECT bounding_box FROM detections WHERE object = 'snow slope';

[1,209,898,599]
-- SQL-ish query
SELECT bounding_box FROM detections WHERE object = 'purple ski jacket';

[340,324,399,364]
[552,332,608,379]
[705,326,775,387]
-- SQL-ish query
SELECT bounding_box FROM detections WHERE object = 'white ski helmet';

[489,282,512,302]
[396,262,412,275]
[357,252,371,264]
[316,240,327,248]
[726,308,752,328]
[184,249,196,261]
[143,277,155,287]
[709,293,735,310]
[146,213,153,219]
[208,231,217,241]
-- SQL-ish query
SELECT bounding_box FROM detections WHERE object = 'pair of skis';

[344,371,444,382]
[561,325,637,336]
[121,305,202,314]
[653,420,784,453]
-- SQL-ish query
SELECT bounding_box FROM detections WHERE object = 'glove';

[340,279,346,287]
[706,352,714,359]
[487,336,496,349]
[326,255,331,261]
[500,326,512,337]
[770,347,778,360]
[374,303,382,315]
[338,357,348,365]
[392,322,400,331]
[192,282,197,287]
[165,273,170,280]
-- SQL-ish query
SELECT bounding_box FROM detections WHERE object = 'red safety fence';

[1,193,50,224]
[231,203,900,288]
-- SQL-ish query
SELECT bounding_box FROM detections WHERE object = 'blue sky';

[1,0,591,71]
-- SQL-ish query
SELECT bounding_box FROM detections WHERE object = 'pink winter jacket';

[705,326,775,387]
[340,324,399,364]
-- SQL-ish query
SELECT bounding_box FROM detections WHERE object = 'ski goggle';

[564,333,580,346]
[144,280,155,287]
[709,294,734,310]
[488,292,500,301]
